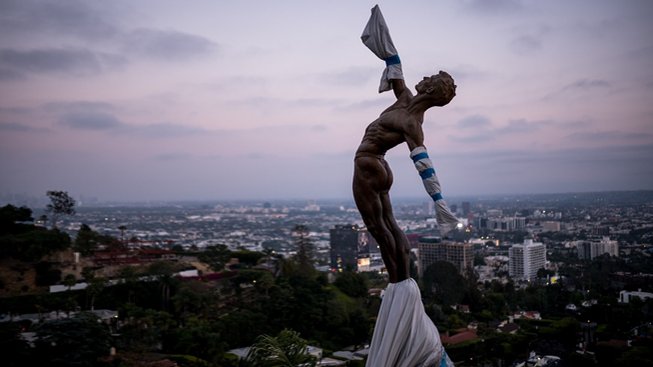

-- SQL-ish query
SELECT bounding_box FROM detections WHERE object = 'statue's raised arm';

[361,5,405,94]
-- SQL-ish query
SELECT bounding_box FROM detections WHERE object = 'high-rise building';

[418,237,473,276]
[576,237,619,260]
[329,224,361,272]
[514,217,527,230]
[355,230,385,272]
[462,201,471,216]
[509,239,546,281]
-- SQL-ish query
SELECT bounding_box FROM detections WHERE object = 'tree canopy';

[245,329,317,367]
[33,312,111,366]
[46,190,76,228]
[421,261,466,306]
[0,204,71,261]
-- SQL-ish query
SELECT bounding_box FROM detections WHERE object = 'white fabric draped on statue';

[361,4,404,93]
[366,278,454,367]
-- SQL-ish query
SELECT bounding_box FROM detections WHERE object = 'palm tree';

[117,266,140,304]
[245,329,317,367]
[148,261,177,311]
[118,225,127,246]
[86,277,106,311]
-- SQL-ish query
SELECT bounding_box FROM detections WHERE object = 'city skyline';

[1,0,652,202]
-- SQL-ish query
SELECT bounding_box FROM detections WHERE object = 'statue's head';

[416,71,456,106]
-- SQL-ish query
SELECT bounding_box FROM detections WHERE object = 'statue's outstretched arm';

[409,146,460,235]
[361,5,404,94]
[390,79,407,99]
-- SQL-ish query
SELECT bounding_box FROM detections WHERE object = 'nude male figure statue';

[353,73,457,284]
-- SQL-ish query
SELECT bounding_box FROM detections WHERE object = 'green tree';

[232,269,275,298]
[220,309,271,349]
[45,190,76,228]
[245,329,317,367]
[33,312,111,367]
[86,276,107,311]
[0,214,71,261]
[232,249,265,267]
[484,292,509,318]
[74,224,99,255]
[23,229,71,261]
[117,265,140,303]
[173,280,217,320]
[116,305,175,354]
[334,271,368,298]
[167,316,225,364]
[198,244,231,272]
[81,266,96,283]
[0,321,33,366]
[34,261,62,286]
[148,261,179,310]
[616,344,653,366]
[422,261,466,306]
[63,273,77,290]
[0,204,33,228]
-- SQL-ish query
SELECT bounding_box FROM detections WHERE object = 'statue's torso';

[357,106,420,156]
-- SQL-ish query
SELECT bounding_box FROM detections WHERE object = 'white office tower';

[509,238,546,281]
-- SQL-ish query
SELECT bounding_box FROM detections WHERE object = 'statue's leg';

[379,192,411,282]
[353,157,400,282]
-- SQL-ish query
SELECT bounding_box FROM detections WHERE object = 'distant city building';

[356,230,384,272]
[618,289,653,303]
[576,237,619,260]
[487,209,502,217]
[329,224,361,272]
[490,217,514,231]
[425,201,435,216]
[304,201,320,211]
[590,226,610,236]
[418,237,473,276]
[475,215,527,232]
[542,221,561,232]
[509,238,546,281]
[462,201,471,216]
[450,204,458,214]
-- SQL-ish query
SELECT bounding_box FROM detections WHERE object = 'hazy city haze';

[1,0,652,202]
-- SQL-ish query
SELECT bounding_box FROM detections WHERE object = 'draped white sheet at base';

[366,278,454,367]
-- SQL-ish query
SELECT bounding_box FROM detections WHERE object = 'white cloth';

[435,200,459,236]
[366,278,454,367]
[409,146,460,236]
[361,5,404,93]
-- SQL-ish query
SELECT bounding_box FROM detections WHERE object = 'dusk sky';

[1,0,652,203]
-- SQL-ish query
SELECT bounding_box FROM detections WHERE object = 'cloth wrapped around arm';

[410,146,460,235]
[361,5,404,93]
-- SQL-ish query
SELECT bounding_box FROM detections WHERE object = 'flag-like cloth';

[366,278,455,367]
[361,5,404,93]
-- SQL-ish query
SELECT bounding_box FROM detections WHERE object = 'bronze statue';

[353,73,457,283]
[356,7,457,366]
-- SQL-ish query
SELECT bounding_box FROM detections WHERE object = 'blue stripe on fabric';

[419,168,435,179]
[431,192,443,201]
[411,152,429,162]
[440,351,448,367]
[384,54,401,66]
